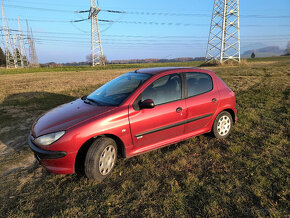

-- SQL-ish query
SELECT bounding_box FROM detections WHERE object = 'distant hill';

[242,46,284,58]
[48,57,205,66]
[110,57,204,64]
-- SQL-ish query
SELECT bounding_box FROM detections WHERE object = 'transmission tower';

[74,2,125,66]
[1,0,17,68]
[90,0,104,66]
[12,34,22,67]
[205,0,240,63]
[17,17,28,67]
[26,21,39,67]
[30,28,39,66]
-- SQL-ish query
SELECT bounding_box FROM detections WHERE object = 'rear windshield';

[87,72,152,106]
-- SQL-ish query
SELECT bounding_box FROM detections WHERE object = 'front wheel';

[85,137,117,181]
[212,111,233,139]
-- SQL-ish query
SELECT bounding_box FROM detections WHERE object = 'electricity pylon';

[12,34,22,67]
[17,17,28,67]
[205,0,240,63]
[90,0,104,66]
[74,2,125,66]
[26,21,39,67]
[30,28,39,67]
[1,0,17,68]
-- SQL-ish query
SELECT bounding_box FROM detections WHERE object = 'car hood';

[32,99,116,137]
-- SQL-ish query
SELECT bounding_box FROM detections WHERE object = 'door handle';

[176,107,183,113]
[212,98,217,103]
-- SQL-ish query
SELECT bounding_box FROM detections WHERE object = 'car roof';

[135,67,200,75]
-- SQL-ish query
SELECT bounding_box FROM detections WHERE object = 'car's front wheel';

[212,111,233,139]
[85,137,117,181]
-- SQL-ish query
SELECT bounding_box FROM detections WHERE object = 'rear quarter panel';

[213,74,237,121]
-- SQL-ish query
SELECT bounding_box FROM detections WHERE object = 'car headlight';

[34,131,65,146]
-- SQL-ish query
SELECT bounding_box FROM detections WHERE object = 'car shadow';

[0,92,77,170]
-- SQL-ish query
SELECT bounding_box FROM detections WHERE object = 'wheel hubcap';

[99,145,116,175]
[217,115,231,136]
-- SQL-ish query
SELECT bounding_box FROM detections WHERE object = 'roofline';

[135,67,201,75]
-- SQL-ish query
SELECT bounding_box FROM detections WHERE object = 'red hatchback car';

[29,67,237,181]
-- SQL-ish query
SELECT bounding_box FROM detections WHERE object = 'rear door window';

[185,72,213,97]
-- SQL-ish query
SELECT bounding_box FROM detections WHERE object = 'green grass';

[0,57,289,217]
[0,61,203,75]
[246,56,290,63]
[1,56,288,75]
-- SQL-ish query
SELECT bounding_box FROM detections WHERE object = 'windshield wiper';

[86,98,102,106]
[81,96,92,105]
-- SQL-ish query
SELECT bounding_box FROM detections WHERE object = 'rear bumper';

[234,105,238,123]
[28,136,75,174]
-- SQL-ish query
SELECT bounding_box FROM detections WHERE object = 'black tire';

[212,111,233,139]
[85,137,117,181]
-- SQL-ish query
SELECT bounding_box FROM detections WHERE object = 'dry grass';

[0,69,130,103]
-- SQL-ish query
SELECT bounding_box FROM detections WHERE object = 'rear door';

[184,71,219,134]
[128,73,186,148]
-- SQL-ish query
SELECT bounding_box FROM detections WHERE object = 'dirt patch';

[0,140,7,153]
[4,135,28,149]
[1,154,36,177]
[16,163,44,191]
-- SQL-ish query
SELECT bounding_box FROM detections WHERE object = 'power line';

[2,17,290,27]
[3,3,290,19]
[3,3,74,13]
[1,18,70,23]
[28,35,290,42]
[30,36,289,45]
[2,28,290,40]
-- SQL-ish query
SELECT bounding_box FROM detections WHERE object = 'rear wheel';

[212,111,233,139]
[85,137,117,181]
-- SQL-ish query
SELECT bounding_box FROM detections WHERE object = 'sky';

[1,0,290,63]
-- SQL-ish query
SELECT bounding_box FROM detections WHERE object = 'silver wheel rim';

[99,145,116,176]
[217,115,231,136]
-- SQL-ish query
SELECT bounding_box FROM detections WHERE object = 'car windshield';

[87,72,152,106]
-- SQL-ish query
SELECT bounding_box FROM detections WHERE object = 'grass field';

[0,57,289,217]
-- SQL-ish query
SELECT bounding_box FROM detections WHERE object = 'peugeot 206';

[28,67,237,181]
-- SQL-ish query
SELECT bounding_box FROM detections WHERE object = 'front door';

[129,73,186,149]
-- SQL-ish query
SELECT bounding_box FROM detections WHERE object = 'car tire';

[85,137,117,181]
[212,111,233,139]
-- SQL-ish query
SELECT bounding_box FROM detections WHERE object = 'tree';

[0,47,6,67]
[284,41,290,56]
[251,52,256,59]
[86,54,108,66]
[99,55,108,66]
[15,48,22,67]
[86,54,92,64]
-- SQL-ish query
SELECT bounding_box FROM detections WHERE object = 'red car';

[29,67,237,181]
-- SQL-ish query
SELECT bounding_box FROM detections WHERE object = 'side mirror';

[139,99,155,109]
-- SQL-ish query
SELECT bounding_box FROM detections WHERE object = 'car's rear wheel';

[212,111,233,139]
[85,137,117,181]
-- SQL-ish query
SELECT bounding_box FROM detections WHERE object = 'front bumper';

[28,135,75,174]
[28,136,67,159]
